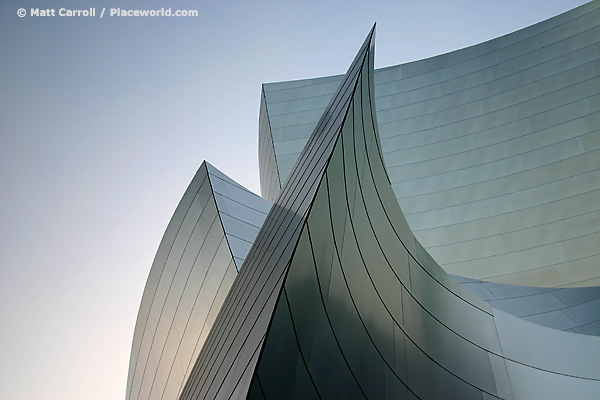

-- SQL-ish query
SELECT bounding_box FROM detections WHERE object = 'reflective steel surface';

[125,162,269,400]
[128,4,600,400]
[260,1,600,287]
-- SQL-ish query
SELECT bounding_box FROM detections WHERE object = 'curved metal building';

[127,3,600,400]
[125,162,270,400]
[259,0,600,287]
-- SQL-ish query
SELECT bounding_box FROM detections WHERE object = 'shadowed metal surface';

[178,26,377,400]
[259,1,600,287]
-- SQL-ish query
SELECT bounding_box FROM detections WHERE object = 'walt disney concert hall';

[126,2,600,399]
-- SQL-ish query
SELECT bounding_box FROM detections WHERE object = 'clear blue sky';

[0,1,590,399]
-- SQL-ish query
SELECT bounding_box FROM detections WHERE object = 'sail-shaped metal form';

[125,162,270,400]
[178,25,378,400]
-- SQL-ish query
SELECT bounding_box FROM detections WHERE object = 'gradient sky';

[0,1,590,399]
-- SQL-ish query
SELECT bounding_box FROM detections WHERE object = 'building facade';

[259,0,600,287]
[127,3,600,400]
